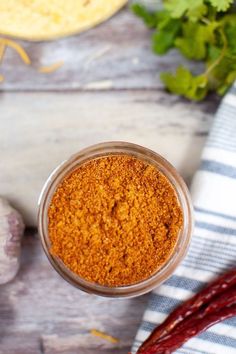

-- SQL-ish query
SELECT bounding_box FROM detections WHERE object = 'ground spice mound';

[48,155,183,287]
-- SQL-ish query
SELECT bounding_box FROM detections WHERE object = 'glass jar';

[38,141,194,298]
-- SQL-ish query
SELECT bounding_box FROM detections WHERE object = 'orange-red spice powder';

[48,155,183,286]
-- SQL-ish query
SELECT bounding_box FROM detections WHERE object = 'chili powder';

[48,155,183,287]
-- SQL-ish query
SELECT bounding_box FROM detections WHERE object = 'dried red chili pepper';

[141,304,236,354]
[138,269,236,352]
[203,285,236,315]
[158,285,236,336]
[153,286,236,343]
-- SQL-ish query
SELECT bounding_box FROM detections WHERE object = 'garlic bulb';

[0,198,25,284]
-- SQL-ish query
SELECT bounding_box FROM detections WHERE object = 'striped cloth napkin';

[131,82,236,352]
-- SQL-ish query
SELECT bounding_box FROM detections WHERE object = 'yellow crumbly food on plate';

[0,0,128,40]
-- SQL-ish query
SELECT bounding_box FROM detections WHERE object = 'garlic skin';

[0,198,25,284]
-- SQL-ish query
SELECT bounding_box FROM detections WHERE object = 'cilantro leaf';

[175,22,218,60]
[164,0,206,21]
[132,0,236,101]
[161,66,208,101]
[152,18,181,54]
[209,0,233,12]
[224,16,236,54]
[187,75,208,100]
[131,4,157,28]
[208,44,222,62]
[163,0,191,18]
[187,4,208,22]
[208,51,236,91]
[155,10,174,30]
[161,66,192,95]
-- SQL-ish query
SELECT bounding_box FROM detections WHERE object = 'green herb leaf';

[164,0,206,20]
[132,0,236,101]
[208,51,236,92]
[209,0,233,12]
[155,10,173,29]
[187,74,208,100]
[161,66,192,95]
[175,22,218,60]
[224,16,236,54]
[131,3,157,28]
[161,66,208,101]
[187,4,208,22]
[152,18,181,54]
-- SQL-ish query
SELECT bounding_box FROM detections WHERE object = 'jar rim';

[38,141,194,298]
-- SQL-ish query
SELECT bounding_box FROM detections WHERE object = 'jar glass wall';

[38,142,194,298]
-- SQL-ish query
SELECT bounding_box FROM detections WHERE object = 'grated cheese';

[90,329,119,343]
[38,61,64,73]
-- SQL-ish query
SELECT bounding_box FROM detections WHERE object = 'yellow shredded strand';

[90,329,119,344]
[38,61,64,73]
[0,40,6,64]
[0,74,4,82]
[3,38,31,65]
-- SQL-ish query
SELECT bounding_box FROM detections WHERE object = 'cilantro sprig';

[132,0,236,101]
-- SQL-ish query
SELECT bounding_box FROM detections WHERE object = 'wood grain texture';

[0,90,218,226]
[0,230,148,354]
[0,4,221,353]
[0,7,204,91]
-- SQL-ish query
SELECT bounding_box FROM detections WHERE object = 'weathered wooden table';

[0,5,219,354]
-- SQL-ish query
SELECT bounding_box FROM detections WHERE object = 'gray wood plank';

[0,8,204,91]
[0,90,218,226]
[0,230,148,354]
[0,91,216,225]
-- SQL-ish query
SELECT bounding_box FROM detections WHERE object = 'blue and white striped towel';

[132,84,236,353]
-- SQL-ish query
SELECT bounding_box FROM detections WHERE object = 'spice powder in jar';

[48,155,183,287]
